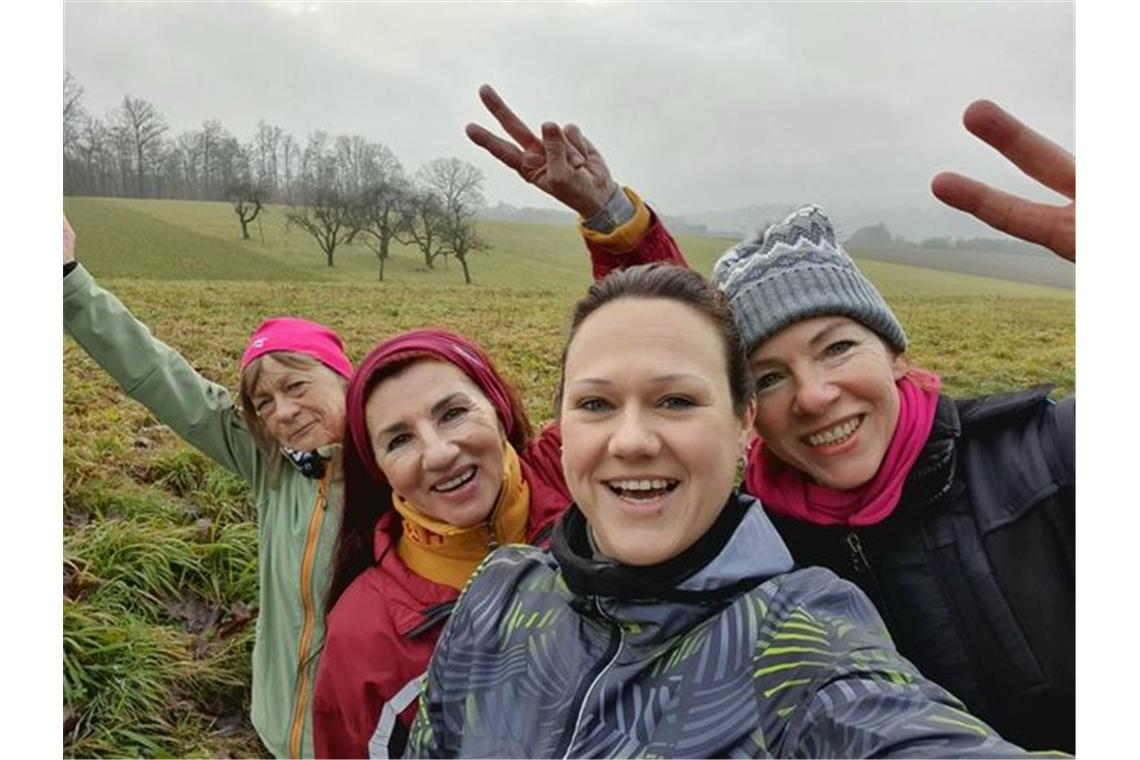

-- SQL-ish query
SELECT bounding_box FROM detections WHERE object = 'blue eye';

[823,340,856,359]
[661,395,695,410]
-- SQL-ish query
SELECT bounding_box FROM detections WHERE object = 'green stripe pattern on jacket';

[407,495,1035,758]
[64,264,339,758]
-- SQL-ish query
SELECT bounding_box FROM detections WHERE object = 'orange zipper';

[288,474,328,758]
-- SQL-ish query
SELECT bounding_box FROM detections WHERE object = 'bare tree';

[398,189,448,271]
[63,71,85,159]
[227,181,267,240]
[356,174,410,281]
[113,95,168,197]
[286,186,358,267]
[417,158,487,284]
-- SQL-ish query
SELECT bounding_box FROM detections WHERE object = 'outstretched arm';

[62,215,263,484]
[931,100,1075,262]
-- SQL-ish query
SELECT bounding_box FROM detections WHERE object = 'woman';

[309,330,569,759]
[63,217,349,759]
[709,200,1073,752]
[405,264,1029,758]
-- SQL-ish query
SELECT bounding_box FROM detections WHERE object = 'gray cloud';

[64,1,1073,219]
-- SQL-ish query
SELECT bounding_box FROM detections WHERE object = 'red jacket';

[311,212,686,759]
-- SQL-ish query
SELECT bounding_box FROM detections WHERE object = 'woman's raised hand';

[64,215,76,265]
[932,100,1075,262]
[466,84,618,218]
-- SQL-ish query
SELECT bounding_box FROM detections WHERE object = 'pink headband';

[345,329,518,486]
[240,317,352,379]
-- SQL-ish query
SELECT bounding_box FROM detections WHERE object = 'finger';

[931,171,1075,262]
[565,124,609,174]
[542,121,572,184]
[466,123,526,171]
[962,99,1075,200]
[478,84,539,149]
[558,124,587,167]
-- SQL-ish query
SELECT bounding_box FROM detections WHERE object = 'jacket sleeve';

[771,569,1035,758]
[63,264,264,485]
[580,188,689,280]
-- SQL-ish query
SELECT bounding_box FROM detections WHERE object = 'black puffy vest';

[769,387,1075,752]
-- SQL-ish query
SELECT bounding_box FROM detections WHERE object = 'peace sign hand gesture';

[466,84,619,218]
[932,100,1075,262]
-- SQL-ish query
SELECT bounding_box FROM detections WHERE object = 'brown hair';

[557,263,753,416]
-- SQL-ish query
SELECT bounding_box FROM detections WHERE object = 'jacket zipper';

[555,599,624,759]
[287,474,329,758]
[845,531,896,631]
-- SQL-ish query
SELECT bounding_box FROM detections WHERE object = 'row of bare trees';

[282,157,485,283]
[63,72,488,283]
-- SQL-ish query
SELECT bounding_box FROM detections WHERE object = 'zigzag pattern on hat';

[712,205,855,295]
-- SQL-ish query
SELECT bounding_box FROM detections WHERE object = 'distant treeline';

[64,71,413,205]
[845,221,1051,258]
[63,72,489,282]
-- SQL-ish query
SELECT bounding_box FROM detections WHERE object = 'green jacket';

[64,264,340,758]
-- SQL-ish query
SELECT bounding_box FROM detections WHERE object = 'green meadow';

[62,196,1074,757]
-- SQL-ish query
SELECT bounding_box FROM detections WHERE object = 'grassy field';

[62,197,1075,757]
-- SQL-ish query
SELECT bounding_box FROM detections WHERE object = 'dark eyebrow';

[376,392,471,440]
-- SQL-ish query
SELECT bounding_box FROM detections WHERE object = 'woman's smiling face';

[748,315,906,489]
[365,360,506,528]
[559,297,755,566]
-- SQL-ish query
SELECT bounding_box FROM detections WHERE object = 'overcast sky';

[63,1,1073,219]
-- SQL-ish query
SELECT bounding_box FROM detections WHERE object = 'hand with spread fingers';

[932,100,1075,262]
[466,84,619,218]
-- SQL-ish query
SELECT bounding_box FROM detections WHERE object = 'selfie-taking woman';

[710,203,1073,752]
[63,218,351,758]
[404,264,1031,758]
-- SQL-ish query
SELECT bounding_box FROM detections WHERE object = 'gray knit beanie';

[710,205,907,354]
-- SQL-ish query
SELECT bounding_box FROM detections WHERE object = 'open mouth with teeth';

[802,415,864,448]
[606,478,680,502]
[432,465,477,493]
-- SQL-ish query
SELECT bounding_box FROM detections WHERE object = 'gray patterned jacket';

[406,494,1035,758]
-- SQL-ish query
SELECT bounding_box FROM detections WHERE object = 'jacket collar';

[894,394,960,516]
[551,493,794,643]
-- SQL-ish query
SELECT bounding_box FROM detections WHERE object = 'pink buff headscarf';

[240,317,353,379]
[344,329,522,487]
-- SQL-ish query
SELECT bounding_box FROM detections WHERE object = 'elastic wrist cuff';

[579,187,651,255]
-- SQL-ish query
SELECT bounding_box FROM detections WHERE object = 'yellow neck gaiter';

[393,443,530,590]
